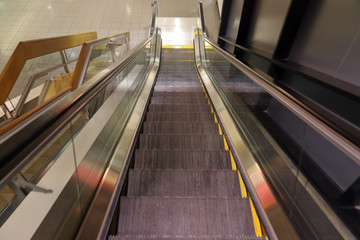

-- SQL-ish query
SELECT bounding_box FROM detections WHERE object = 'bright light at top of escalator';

[175,18,180,27]
[47,5,52,10]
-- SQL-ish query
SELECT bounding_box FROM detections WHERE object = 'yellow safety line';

[223,136,229,150]
[229,151,237,170]
[162,45,194,49]
[250,198,263,237]
[218,123,223,135]
[163,50,193,53]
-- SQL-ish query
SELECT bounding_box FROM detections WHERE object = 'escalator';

[0,2,359,240]
[109,48,262,239]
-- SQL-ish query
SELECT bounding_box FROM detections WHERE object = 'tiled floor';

[0,0,220,73]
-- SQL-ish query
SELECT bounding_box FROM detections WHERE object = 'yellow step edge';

[213,113,218,123]
[229,151,237,171]
[162,45,194,49]
[237,171,248,198]
[218,123,223,135]
[163,50,193,53]
[250,198,263,237]
[223,135,229,150]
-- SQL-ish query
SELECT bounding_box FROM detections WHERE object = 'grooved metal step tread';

[146,112,214,122]
[151,97,208,105]
[143,122,218,135]
[148,104,211,113]
[109,235,266,240]
[152,92,205,98]
[127,169,242,197]
[154,86,203,92]
[134,149,231,169]
[139,134,225,150]
[117,197,257,237]
[155,82,201,87]
[157,76,199,82]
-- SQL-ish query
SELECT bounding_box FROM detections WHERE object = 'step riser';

[139,135,224,150]
[118,197,256,237]
[134,150,231,169]
[151,97,208,105]
[127,170,242,197]
[146,112,214,122]
[143,122,218,135]
[148,104,211,113]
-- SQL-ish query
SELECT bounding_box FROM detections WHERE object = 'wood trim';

[0,87,72,137]
[0,32,97,104]
[71,32,130,90]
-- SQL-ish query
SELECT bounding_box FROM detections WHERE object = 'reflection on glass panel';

[201,40,348,239]
[0,120,78,227]
[84,44,113,82]
[31,36,155,239]
[65,45,82,62]
[20,123,75,183]
[6,45,82,117]
[0,185,16,214]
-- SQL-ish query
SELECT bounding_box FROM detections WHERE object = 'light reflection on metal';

[194,28,299,240]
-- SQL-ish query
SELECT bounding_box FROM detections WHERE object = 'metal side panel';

[75,33,161,240]
[194,31,298,240]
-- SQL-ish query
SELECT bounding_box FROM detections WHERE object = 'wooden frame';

[0,32,97,105]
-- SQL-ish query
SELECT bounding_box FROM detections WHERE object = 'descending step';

[148,104,211,113]
[109,236,265,240]
[151,92,205,98]
[151,96,208,104]
[146,112,215,122]
[154,86,204,92]
[127,169,242,196]
[143,122,218,135]
[116,197,258,237]
[134,149,231,169]
[139,134,224,150]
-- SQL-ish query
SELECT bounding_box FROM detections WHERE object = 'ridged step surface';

[134,149,231,169]
[139,134,224,150]
[143,122,218,135]
[148,104,211,112]
[146,112,214,122]
[117,197,257,237]
[109,235,265,240]
[152,92,205,98]
[127,170,242,196]
[151,96,208,104]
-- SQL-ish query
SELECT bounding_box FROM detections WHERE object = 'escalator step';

[134,149,231,169]
[143,122,218,135]
[157,76,199,82]
[148,104,211,113]
[152,92,204,97]
[139,134,224,150]
[154,86,203,92]
[151,97,208,105]
[116,197,257,237]
[146,112,214,122]
[109,235,265,239]
[127,170,242,197]
[155,82,201,88]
